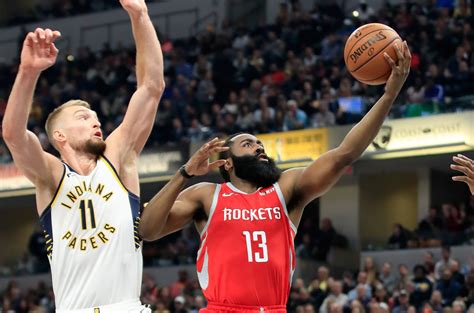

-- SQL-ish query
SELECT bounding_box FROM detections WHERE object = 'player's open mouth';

[258,154,269,162]
[94,131,102,138]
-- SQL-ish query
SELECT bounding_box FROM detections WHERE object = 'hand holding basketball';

[384,41,411,98]
[344,23,406,85]
[20,28,61,72]
[184,138,229,177]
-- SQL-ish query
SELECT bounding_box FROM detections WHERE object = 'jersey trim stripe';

[40,206,54,258]
[40,164,66,213]
[100,155,134,196]
[227,182,262,195]
[274,183,297,234]
[199,184,221,237]
[129,192,142,250]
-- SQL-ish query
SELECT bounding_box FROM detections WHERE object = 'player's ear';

[224,158,232,171]
[53,129,66,145]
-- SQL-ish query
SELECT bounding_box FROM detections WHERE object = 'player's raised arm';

[139,138,228,241]
[451,154,474,195]
[2,28,63,187]
[106,0,165,163]
[286,42,412,207]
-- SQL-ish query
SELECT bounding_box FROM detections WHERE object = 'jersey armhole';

[274,182,297,234]
[199,184,221,238]
[100,155,139,198]
[40,164,67,215]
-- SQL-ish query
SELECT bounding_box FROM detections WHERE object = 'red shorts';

[200,302,287,313]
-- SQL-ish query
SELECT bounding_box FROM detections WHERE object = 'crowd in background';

[3,0,161,27]
[388,197,474,250]
[0,0,474,311]
[2,247,474,313]
[1,0,474,163]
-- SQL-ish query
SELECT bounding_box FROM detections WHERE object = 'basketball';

[344,23,403,85]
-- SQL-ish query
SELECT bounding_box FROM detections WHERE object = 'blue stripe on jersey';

[129,192,142,250]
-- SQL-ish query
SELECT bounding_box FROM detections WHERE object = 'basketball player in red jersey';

[139,42,411,312]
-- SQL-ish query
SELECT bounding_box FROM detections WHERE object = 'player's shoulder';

[184,182,219,197]
[278,167,305,199]
[279,167,305,185]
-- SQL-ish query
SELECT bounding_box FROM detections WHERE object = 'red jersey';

[196,182,297,308]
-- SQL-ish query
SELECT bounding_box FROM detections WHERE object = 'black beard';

[84,139,106,156]
[231,154,281,188]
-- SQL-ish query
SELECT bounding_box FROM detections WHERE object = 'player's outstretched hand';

[119,0,147,16]
[383,41,411,98]
[20,28,61,73]
[184,138,229,177]
[451,154,474,195]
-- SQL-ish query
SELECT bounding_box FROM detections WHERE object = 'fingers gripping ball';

[344,23,403,85]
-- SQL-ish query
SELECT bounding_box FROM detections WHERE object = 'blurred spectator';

[396,264,412,292]
[355,0,375,22]
[417,207,443,241]
[170,270,189,298]
[284,99,308,131]
[411,265,433,309]
[342,271,356,295]
[423,252,436,278]
[379,262,397,294]
[310,97,336,128]
[348,272,372,301]
[308,266,331,309]
[436,268,462,306]
[392,290,410,313]
[313,218,344,261]
[435,246,456,280]
[253,95,276,133]
[450,259,466,285]
[319,281,348,313]
[172,295,187,313]
[388,224,411,249]
[363,256,378,285]
[429,290,444,313]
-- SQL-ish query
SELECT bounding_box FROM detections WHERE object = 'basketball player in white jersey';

[451,154,474,195]
[2,0,164,311]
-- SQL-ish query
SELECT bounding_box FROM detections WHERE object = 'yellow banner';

[258,128,328,162]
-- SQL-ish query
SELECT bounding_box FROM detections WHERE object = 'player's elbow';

[2,120,22,144]
[335,145,362,166]
[144,79,165,98]
[138,226,160,242]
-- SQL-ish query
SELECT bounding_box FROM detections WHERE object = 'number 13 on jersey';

[243,231,268,263]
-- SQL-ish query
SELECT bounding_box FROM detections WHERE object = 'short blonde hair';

[45,100,91,147]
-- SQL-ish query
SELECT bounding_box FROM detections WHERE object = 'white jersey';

[39,156,142,311]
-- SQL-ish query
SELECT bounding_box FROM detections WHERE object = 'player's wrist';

[179,165,194,179]
[18,64,42,76]
[127,7,149,20]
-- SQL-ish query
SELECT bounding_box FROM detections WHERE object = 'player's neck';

[229,177,259,194]
[60,150,99,176]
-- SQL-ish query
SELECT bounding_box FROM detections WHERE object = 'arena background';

[0,0,473,312]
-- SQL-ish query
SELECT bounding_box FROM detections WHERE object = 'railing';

[79,8,199,47]
[0,4,213,63]
[227,0,265,27]
[189,11,218,38]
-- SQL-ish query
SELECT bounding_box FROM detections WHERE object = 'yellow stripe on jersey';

[51,167,67,208]
[99,156,128,193]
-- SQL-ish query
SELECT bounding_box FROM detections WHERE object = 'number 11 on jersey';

[243,231,268,263]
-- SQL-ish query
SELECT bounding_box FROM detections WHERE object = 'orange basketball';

[344,23,403,85]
